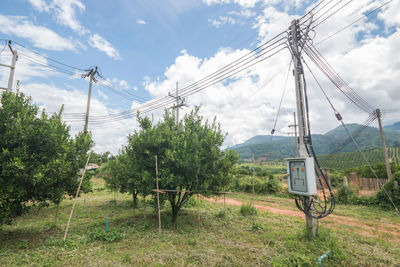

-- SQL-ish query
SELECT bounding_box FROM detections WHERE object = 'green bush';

[240,203,257,216]
[232,175,281,195]
[376,171,400,208]
[336,185,355,204]
[87,229,124,242]
[183,197,197,208]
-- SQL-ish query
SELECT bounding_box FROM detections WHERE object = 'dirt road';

[206,197,400,241]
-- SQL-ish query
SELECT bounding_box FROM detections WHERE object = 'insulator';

[335,112,342,121]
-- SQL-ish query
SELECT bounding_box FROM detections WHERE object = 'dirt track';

[206,197,400,241]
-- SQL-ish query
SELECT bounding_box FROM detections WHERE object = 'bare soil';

[206,197,400,242]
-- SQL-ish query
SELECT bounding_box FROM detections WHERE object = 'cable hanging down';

[302,55,400,216]
[288,17,335,219]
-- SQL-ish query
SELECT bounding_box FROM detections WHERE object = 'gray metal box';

[286,157,317,196]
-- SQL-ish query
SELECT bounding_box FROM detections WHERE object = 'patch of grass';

[87,228,124,242]
[240,202,257,216]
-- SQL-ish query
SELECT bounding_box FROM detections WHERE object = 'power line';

[316,0,395,45]
[271,59,292,135]
[303,42,375,113]
[11,40,87,71]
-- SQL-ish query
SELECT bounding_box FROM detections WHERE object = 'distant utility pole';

[376,109,392,181]
[169,82,187,123]
[289,19,318,236]
[288,112,299,157]
[83,67,98,133]
[0,41,18,91]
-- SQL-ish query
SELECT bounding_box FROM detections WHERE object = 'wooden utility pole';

[84,67,98,133]
[155,155,161,234]
[289,19,318,236]
[376,109,392,180]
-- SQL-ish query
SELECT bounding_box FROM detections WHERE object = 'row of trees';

[0,92,92,226]
[104,108,238,223]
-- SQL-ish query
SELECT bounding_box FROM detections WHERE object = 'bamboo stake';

[155,155,161,234]
[63,151,92,241]
[197,193,200,232]
[224,194,226,219]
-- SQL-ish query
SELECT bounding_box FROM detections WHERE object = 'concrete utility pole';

[376,109,392,181]
[84,67,98,133]
[289,19,318,236]
[169,82,187,123]
[0,41,18,91]
[288,112,299,157]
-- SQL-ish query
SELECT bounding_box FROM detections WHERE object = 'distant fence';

[316,172,388,191]
[349,176,388,191]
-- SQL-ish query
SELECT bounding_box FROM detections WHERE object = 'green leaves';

[0,91,93,226]
[106,107,238,223]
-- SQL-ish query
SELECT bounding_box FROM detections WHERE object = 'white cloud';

[228,9,256,18]
[27,0,120,59]
[378,0,400,28]
[88,34,121,60]
[209,16,237,27]
[137,19,147,25]
[0,15,77,51]
[28,0,88,35]
[142,0,400,148]
[27,0,50,12]
[203,0,261,8]
[17,82,137,153]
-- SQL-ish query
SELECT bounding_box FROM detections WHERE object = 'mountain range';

[229,122,400,161]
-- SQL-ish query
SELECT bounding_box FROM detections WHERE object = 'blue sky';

[1,0,400,153]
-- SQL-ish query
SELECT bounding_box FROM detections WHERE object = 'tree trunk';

[132,194,137,217]
[171,205,179,224]
[143,196,146,219]
[54,203,60,227]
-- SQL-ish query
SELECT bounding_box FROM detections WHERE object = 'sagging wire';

[303,56,399,216]
[270,59,292,139]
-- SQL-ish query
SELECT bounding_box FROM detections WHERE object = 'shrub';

[240,203,257,216]
[376,171,400,208]
[336,185,355,204]
[87,229,124,242]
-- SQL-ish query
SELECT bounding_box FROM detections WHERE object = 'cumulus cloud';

[18,82,137,153]
[0,15,77,51]
[27,0,120,59]
[28,0,88,35]
[88,34,121,60]
[143,0,400,148]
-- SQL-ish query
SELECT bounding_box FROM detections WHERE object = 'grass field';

[1,178,399,266]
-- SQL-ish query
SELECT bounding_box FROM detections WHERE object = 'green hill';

[230,123,400,161]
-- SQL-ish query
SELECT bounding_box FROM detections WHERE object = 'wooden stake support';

[63,151,92,241]
[155,155,161,235]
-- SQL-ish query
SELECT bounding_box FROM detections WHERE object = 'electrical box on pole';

[286,157,317,196]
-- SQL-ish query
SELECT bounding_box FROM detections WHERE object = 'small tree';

[124,108,238,223]
[0,92,93,226]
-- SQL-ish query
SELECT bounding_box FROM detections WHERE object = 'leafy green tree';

[124,108,238,223]
[0,92,93,226]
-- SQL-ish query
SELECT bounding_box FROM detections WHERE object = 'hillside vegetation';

[231,124,400,161]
